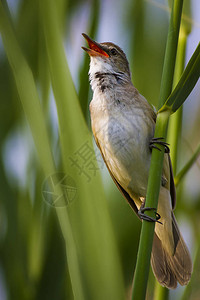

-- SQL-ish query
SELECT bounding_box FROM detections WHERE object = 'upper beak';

[82,33,109,58]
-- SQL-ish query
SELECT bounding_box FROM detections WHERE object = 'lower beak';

[82,33,109,58]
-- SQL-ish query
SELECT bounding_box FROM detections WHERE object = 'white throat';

[89,56,129,92]
[89,56,115,77]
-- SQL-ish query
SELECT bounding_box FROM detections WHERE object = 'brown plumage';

[82,33,192,288]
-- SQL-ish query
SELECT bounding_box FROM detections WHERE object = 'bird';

[82,33,192,289]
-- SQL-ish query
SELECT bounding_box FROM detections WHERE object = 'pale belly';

[92,110,154,198]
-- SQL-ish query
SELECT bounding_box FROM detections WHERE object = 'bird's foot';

[138,205,162,224]
[149,137,170,153]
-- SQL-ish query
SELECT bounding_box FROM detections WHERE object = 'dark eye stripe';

[110,48,117,55]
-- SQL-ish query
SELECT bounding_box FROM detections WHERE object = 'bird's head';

[82,33,131,80]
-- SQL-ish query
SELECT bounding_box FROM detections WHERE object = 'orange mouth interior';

[82,33,109,57]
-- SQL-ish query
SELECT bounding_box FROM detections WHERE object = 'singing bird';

[82,33,192,289]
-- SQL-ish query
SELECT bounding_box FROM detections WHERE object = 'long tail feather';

[151,212,192,289]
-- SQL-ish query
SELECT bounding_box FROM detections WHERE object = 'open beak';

[82,33,109,58]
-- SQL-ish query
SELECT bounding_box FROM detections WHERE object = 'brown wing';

[95,137,139,216]
[151,212,192,289]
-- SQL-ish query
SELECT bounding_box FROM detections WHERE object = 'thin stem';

[175,142,200,187]
[154,25,188,300]
[132,0,183,298]
[158,0,184,109]
[154,282,169,300]
[132,110,171,300]
[167,28,187,174]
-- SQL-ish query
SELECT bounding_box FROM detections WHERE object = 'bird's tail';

[151,211,192,289]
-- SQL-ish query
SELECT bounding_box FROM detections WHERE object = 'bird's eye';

[110,48,117,55]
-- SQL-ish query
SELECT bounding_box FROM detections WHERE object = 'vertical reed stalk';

[132,1,183,299]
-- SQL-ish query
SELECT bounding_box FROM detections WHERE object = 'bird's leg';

[149,137,170,153]
[138,199,162,224]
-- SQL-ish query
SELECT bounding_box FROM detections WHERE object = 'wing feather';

[95,137,139,216]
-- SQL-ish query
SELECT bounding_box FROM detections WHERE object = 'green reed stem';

[132,0,183,299]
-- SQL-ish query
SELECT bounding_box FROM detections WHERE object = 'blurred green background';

[0,0,200,299]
